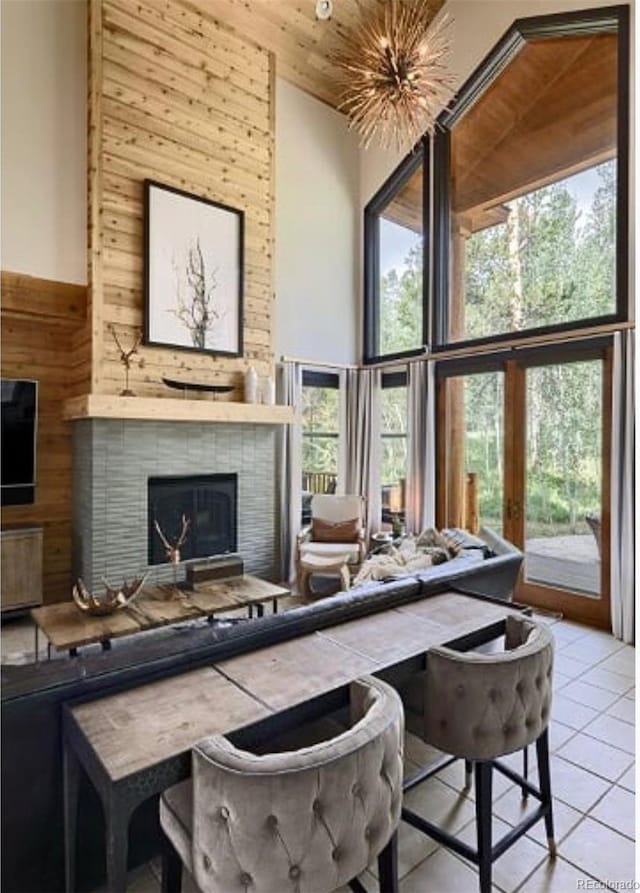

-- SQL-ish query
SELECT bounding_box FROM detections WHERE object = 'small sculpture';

[154,515,191,594]
[154,514,191,564]
[72,574,148,616]
[109,325,142,396]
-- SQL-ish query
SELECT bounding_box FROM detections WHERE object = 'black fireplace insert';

[148,473,237,565]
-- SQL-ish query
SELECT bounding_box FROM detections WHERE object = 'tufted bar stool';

[159,675,404,893]
[401,615,555,893]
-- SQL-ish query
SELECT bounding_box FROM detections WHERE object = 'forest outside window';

[364,143,427,362]
[301,370,341,524]
[380,373,408,531]
[434,7,628,349]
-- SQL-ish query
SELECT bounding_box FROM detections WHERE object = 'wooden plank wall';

[1,272,87,604]
[86,0,275,399]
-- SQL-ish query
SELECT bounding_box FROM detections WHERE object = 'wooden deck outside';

[525,534,600,595]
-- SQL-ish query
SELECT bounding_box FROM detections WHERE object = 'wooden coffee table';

[30,575,290,657]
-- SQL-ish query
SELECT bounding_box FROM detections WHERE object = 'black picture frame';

[144,179,244,357]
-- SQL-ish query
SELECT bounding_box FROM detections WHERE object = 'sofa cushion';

[300,541,362,563]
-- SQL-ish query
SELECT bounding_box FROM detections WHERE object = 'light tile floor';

[2,613,635,892]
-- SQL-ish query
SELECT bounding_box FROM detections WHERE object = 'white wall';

[275,78,361,365]
[1,0,87,284]
[360,0,633,204]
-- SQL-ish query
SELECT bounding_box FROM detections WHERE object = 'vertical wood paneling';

[1,272,87,604]
[87,0,275,398]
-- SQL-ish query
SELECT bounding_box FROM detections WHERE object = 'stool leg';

[475,761,493,893]
[522,746,529,799]
[340,563,350,592]
[464,760,473,789]
[161,832,183,893]
[536,729,556,857]
[377,830,399,893]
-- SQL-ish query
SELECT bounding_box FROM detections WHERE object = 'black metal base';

[402,731,555,893]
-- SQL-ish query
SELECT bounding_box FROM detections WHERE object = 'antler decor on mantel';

[72,574,148,616]
[109,325,142,396]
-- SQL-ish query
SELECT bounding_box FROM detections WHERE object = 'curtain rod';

[281,323,634,370]
[279,355,358,370]
[279,347,429,371]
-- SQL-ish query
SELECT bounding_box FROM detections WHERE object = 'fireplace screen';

[148,473,237,565]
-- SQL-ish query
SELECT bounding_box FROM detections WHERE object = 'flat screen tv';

[1,379,38,506]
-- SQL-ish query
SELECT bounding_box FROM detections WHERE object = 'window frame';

[300,369,341,498]
[431,5,630,353]
[380,371,408,520]
[363,139,430,364]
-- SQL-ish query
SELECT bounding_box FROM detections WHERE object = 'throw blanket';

[352,528,460,586]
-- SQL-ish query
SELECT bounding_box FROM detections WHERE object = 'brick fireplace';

[72,419,280,589]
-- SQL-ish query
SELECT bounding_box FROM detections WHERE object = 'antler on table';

[72,573,148,616]
[175,514,191,548]
[154,515,191,563]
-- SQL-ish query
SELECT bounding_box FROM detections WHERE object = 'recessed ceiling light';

[315,0,333,21]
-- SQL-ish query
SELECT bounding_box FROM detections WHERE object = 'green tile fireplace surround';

[72,418,281,591]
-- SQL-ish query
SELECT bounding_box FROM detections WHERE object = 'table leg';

[101,639,112,652]
[47,641,52,661]
[248,605,253,619]
[256,602,264,618]
[272,597,278,615]
[63,741,81,893]
[106,793,132,893]
[69,647,78,658]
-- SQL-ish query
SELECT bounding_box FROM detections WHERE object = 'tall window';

[301,371,340,523]
[364,143,427,363]
[380,373,408,527]
[434,12,627,349]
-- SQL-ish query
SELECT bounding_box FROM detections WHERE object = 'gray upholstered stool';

[160,675,404,893]
[401,615,555,893]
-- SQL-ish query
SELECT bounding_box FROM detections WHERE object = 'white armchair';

[296,494,366,580]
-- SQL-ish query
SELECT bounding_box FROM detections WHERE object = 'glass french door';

[437,341,612,627]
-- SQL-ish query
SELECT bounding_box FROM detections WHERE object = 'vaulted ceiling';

[197,0,447,108]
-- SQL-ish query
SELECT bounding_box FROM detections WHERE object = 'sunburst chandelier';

[334,1,455,150]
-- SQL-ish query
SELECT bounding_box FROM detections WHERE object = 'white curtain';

[610,330,635,643]
[277,362,302,584]
[345,368,381,536]
[406,360,436,533]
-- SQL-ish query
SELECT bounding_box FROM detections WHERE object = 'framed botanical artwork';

[144,180,244,356]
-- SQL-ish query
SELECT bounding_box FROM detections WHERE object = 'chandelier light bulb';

[315,0,333,21]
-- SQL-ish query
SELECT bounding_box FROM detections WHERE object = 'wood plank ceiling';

[190,0,447,109]
[451,33,617,223]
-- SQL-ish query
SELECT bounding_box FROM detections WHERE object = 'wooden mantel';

[62,394,294,425]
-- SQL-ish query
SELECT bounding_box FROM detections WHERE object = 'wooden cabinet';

[1,527,43,612]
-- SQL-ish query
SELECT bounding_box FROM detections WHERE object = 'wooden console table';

[32,575,289,657]
[63,591,524,893]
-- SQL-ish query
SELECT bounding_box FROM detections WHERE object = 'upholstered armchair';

[296,494,366,585]
[159,675,404,893]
